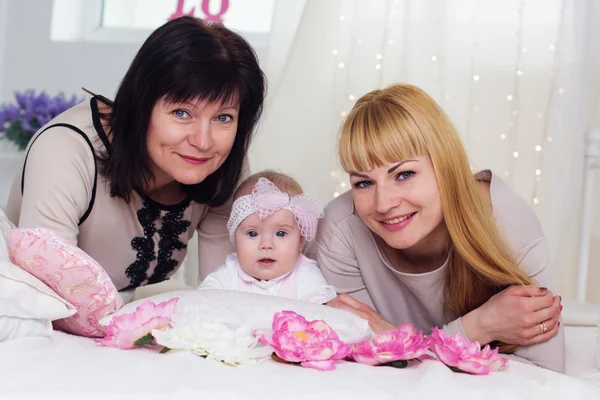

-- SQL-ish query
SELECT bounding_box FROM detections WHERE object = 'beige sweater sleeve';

[16,127,95,245]
[196,200,235,282]
[313,222,377,309]
[443,236,565,373]
[196,158,249,281]
[510,236,565,373]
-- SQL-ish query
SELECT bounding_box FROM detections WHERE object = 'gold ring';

[539,322,547,334]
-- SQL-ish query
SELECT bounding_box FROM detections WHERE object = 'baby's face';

[234,209,303,281]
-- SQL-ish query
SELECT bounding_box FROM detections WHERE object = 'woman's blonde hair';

[339,84,531,353]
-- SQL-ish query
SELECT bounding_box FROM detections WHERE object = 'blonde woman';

[311,84,564,372]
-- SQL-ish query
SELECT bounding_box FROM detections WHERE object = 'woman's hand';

[327,294,396,334]
[461,285,562,346]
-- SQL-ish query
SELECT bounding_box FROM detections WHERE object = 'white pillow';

[0,208,14,261]
[0,209,76,342]
[100,289,375,344]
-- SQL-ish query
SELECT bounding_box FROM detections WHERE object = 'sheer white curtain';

[251,0,600,301]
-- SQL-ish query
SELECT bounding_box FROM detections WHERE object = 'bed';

[0,325,597,400]
[0,278,599,400]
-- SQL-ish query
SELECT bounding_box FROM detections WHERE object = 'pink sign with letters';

[168,0,230,24]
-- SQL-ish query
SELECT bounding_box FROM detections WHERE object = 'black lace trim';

[148,207,190,284]
[123,200,191,290]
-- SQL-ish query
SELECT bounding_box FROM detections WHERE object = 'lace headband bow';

[227,177,324,243]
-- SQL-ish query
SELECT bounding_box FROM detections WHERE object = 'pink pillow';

[7,228,123,337]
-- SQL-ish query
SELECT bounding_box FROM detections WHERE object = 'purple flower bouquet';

[0,90,84,150]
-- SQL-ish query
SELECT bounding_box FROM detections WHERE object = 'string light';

[533,1,565,204]
[531,0,565,207]
[434,0,448,106]
[331,4,359,199]
[505,0,525,184]
[464,0,481,152]
[327,1,563,204]
[533,198,539,205]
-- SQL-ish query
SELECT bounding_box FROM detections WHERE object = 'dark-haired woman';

[6,17,266,294]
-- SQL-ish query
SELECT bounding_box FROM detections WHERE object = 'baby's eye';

[247,231,258,238]
[276,231,287,237]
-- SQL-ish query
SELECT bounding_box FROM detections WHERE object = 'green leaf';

[449,366,468,374]
[159,347,171,354]
[1,120,35,151]
[133,333,155,347]
[381,360,408,369]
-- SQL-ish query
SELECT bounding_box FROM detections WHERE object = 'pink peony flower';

[429,327,508,375]
[95,298,179,350]
[351,322,431,366]
[254,310,351,371]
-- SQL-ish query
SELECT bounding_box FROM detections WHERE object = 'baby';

[199,171,336,304]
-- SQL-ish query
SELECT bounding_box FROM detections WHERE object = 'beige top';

[6,99,234,291]
[308,171,565,372]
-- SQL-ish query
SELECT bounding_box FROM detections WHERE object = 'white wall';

[0,0,139,103]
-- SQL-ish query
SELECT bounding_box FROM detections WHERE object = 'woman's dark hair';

[100,16,266,207]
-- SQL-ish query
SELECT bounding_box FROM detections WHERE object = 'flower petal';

[301,360,336,371]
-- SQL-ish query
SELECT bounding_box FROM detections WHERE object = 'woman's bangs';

[163,64,243,109]
[339,101,427,173]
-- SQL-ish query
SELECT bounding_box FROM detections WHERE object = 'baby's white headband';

[226,178,324,243]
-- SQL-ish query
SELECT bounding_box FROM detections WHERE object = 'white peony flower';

[152,306,273,366]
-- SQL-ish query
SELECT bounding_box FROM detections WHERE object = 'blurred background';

[0,0,598,303]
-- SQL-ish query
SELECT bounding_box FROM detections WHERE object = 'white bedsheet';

[0,327,598,400]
